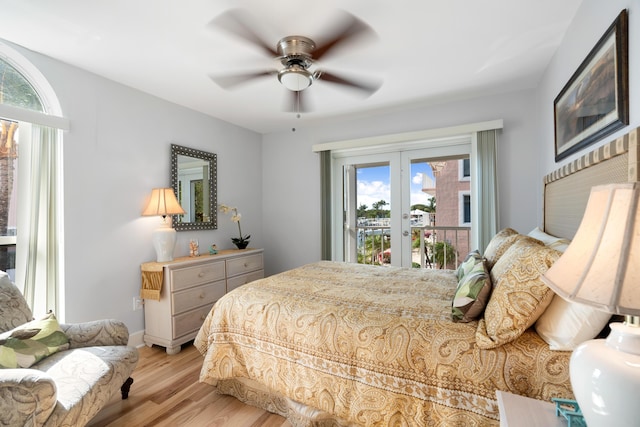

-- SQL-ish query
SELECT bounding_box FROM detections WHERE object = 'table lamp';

[541,182,640,427]
[142,188,185,262]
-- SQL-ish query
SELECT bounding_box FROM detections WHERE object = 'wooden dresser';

[141,248,264,354]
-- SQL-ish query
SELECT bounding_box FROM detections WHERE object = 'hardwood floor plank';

[88,342,292,427]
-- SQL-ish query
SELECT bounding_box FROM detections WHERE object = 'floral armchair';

[0,271,138,426]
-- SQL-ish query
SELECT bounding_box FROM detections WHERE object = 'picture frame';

[553,9,628,162]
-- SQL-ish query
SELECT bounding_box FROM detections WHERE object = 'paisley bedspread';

[194,261,572,426]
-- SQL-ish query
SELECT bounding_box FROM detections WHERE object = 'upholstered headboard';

[543,126,640,240]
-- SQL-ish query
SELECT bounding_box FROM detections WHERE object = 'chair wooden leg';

[121,377,134,399]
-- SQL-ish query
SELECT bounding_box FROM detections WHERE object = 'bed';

[194,127,639,426]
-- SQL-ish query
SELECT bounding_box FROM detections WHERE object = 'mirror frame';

[171,144,218,231]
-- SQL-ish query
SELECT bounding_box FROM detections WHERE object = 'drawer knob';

[200,314,206,320]
[198,272,205,277]
[244,263,249,267]
[199,293,205,299]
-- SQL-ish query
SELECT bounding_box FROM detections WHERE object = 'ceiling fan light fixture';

[278,66,313,91]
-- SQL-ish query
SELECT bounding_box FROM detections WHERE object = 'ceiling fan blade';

[312,11,375,60]
[284,90,310,113]
[208,9,279,57]
[317,71,382,95]
[209,70,276,89]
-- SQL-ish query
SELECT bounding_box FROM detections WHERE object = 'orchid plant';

[219,204,250,248]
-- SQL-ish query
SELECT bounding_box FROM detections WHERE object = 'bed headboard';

[543,126,640,240]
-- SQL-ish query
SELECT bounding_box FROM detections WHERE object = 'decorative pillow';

[535,296,611,351]
[0,312,70,368]
[483,228,525,270]
[475,239,561,349]
[456,250,483,281]
[452,260,492,322]
[527,227,571,252]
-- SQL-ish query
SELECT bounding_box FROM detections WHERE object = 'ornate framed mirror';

[171,144,217,231]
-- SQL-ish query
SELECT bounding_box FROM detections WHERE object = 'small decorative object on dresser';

[189,239,199,257]
[219,203,250,249]
[140,248,263,354]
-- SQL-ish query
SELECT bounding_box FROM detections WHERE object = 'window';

[459,191,471,225]
[0,56,44,280]
[0,42,65,317]
[459,158,470,181]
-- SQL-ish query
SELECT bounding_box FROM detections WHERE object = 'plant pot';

[234,241,249,250]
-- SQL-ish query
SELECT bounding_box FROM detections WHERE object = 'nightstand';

[496,391,566,427]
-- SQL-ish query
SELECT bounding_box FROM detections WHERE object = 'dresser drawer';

[170,261,226,291]
[227,269,264,292]
[226,253,263,277]
[172,304,214,339]
[171,280,226,315]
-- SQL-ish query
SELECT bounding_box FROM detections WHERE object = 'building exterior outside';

[423,159,471,267]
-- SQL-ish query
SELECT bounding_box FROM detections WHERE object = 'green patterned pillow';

[452,260,492,322]
[0,312,70,368]
[456,250,483,281]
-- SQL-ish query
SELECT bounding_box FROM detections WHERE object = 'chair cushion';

[0,271,33,333]
[0,312,70,368]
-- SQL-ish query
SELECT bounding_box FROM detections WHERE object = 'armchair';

[0,272,138,426]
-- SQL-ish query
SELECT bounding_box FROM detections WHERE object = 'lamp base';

[152,220,177,262]
[570,322,640,427]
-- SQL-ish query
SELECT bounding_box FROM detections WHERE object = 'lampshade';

[142,188,185,263]
[542,182,640,314]
[541,182,640,427]
[142,188,186,217]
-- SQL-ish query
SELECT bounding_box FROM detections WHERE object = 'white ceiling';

[0,0,583,134]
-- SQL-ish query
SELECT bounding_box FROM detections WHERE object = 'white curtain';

[476,129,499,251]
[19,124,62,317]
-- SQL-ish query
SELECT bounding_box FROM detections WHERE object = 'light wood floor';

[88,342,292,427]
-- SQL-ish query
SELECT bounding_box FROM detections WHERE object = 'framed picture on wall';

[553,9,628,162]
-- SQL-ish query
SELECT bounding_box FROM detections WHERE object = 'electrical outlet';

[133,296,143,311]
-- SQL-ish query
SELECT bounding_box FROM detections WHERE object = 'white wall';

[535,0,640,222]
[6,42,263,336]
[262,90,540,275]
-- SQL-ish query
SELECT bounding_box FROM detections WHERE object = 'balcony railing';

[355,224,471,269]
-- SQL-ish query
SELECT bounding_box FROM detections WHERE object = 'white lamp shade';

[142,188,185,217]
[542,183,640,315]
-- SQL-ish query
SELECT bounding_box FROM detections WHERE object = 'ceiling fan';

[208,9,382,112]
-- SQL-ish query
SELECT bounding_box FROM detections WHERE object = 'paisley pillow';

[475,239,561,349]
[483,228,525,270]
[0,312,70,368]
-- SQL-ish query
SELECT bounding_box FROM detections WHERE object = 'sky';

[356,162,434,211]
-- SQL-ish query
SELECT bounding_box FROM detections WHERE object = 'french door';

[332,141,472,268]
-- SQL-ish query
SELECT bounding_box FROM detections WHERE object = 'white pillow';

[527,227,570,252]
[535,296,611,351]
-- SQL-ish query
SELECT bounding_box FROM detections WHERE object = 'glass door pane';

[355,164,391,265]
[405,155,472,269]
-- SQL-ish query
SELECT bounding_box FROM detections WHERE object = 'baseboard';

[129,329,145,348]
